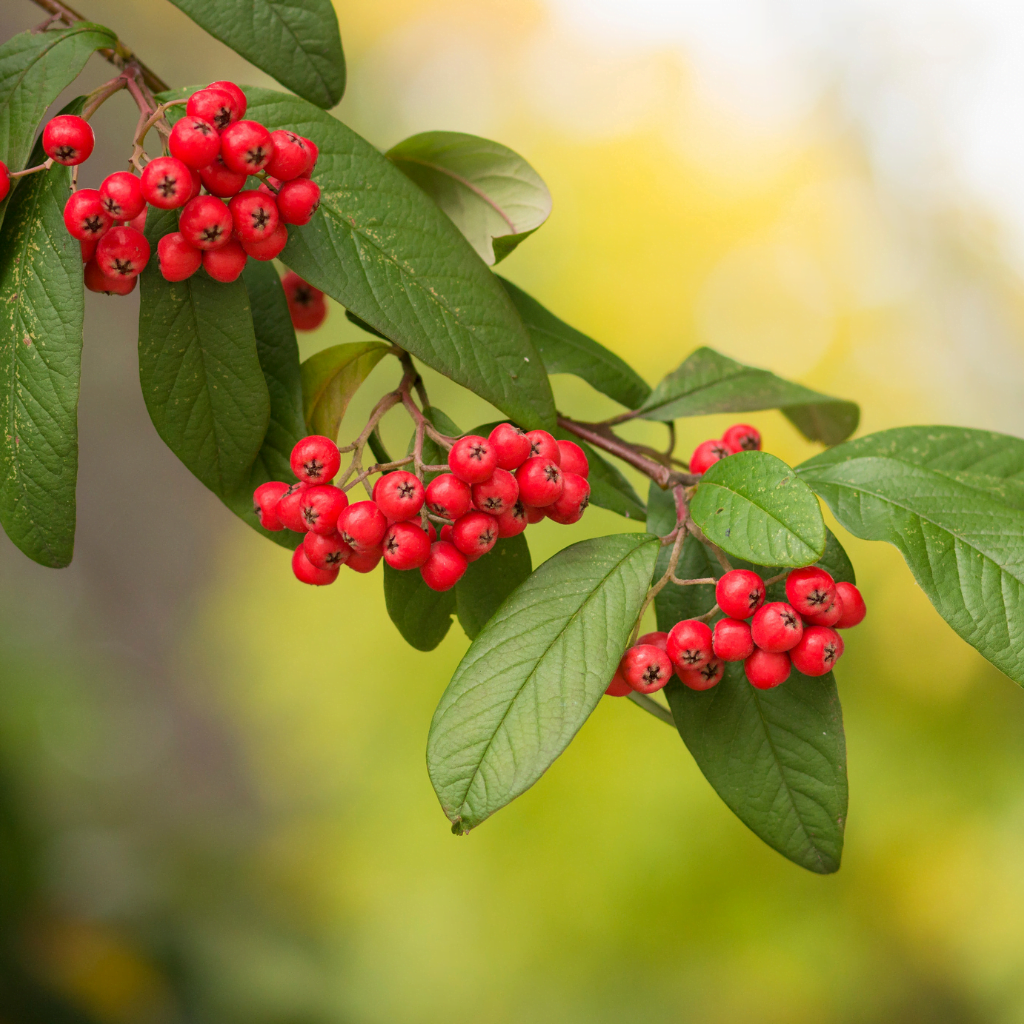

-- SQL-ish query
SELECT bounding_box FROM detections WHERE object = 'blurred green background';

[3,1,1024,1021]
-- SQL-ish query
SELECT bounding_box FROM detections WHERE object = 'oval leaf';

[387,132,552,265]
[428,533,659,832]
[383,563,456,652]
[301,341,389,440]
[690,451,826,567]
[665,663,848,874]
[455,534,533,640]
[798,426,1024,685]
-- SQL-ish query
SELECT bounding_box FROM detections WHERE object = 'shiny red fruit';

[374,471,424,521]
[425,473,472,520]
[525,429,560,462]
[744,649,791,689]
[63,189,111,242]
[451,511,497,560]
[186,88,239,131]
[229,190,279,244]
[715,569,766,620]
[420,541,468,591]
[303,531,353,571]
[290,435,340,484]
[157,232,202,282]
[199,155,247,198]
[488,423,531,470]
[240,222,287,261]
[448,435,497,484]
[208,81,247,119]
[220,120,274,175]
[515,457,562,507]
[43,114,93,165]
[95,226,150,279]
[679,659,725,691]
[298,484,348,535]
[712,617,755,661]
[337,500,388,552]
[785,566,837,618]
[98,172,145,221]
[276,483,309,532]
[545,472,589,524]
[169,115,220,168]
[83,260,136,295]
[202,240,247,283]
[620,644,674,694]
[722,423,761,452]
[472,468,518,516]
[556,440,589,478]
[276,178,320,224]
[267,130,312,180]
[179,196,233,251]
[140,156,194,210]
[605,668,633,696]
[690,439,731,475]
[834,582,866,629]
[346,546,383,573]
[494,499,528,538]
[666,619,714,671]
[790,626,844,677]
[383,521,432,570]
[751,602,804,653]
[291,545,338,586]
[252,481,289,531]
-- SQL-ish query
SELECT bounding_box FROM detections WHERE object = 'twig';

[10,159,53,179]
[685,518,732,573]
[342,456,414,493]
[627,691,675,726]
[669,576,715,586]
[629,527,686,645]
[81,74,127,120]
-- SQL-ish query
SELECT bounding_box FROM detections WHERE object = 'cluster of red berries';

[253,426,591,591]
[689,422,761,474]
[608,566,867,697]
[48,81,321,296]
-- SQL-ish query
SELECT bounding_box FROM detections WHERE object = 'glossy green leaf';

[498,278,651,410]
[691,451,826,567]
[383,563,456,652]
[553,427,646,521]
[240,89,555,430]
[638,347,859,445]
[387,132,552,265]
[428,533,659,832]
[166,0,345,108]
[345,309,390,340]
[455,535,533,640]
[797,426,1024,684]
[138,207,270,499]
[0,116,83,568]
[666,662,847,874]
[301,341,389,441]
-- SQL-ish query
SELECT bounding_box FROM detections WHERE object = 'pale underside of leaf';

[301,341,389,440]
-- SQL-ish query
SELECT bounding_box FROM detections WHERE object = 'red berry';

[291,545,338,586]
[515,457,563,507]
[679,659,725,691]
[80,239,96,263]
[690,439,731,475]
[298,484,348,535]
[346,546,383,573]
[337,500,388,551]
[472,468,518,516]
[229,190,279,244]
[157,232,202,282]
[383,521,432,570]
[208,81,247,120]
[790,626,844,677]
[63,189,111,242]
[83,260,136,295]
[129,207,147,234]
[220,120,274,175]
[202,240,247,283]
[303,531,353,571]
[253,480,289,530]
[289,294,326,331]
[488,423,531,470]
[42,114,93,165]
[834,582,866,629]
[374,471,424,521]
[267,130,312,180]
[495,499,528,538]
[605,668,633,697]
[0,162,9,203]
[803,595,843,628]
[179,196,232,251]
[715,569,765,620]
[525,429,560,462]
[240,222,287,261]
[785,566,837,617]
[524,506,546,524]
[712,617,754,661]
[620,644,674,694]
[186,88,239,131]
[276,483,309,532]
[276,178,320,225]
[281,272,326,329]
[722,424,761,453]
[666,619,714,671]
[744,649,791,689]
[140,156,194,209]
[420,541,468,591]
[169,116,220,169]
[448,435,497,484]
[637,631,669,652]
[546,472,589,524]
[750,602,804,653]
[440,524,454,543]
[451,511,497,560]
[425,473,472,520]
[556,440,589,478]
[299,137,319,177]
[290,435,340,483]
[95,226,150,279]
[98,172,145,222]
[198,155,247,198]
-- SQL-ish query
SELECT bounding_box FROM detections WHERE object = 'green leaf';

[239,89,556,431]
[386,132,552,265]
[0,107,83,568]
[383,562,456,651]
[498,277,651,410]
[138,207,270,499]
[455,534,533,640]
[690,451,826,567]
[344,309,390,341]
[428,533,659,832]
[301,341,389,441]
[797,426,1024,685]
[638,347,859,445]
[666,663,847,873]
[166,0,345,108]
[553,427,646,521]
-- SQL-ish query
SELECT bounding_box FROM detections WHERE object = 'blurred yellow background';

[2,1,1024,1021]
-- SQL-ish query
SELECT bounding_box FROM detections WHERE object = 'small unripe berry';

[744,649,791,689]
[679,659,724,691]
[750,602,804,653]
[605,668,633,697]
[420,541,468,591]
[186,88,238,131]
[0,162,9,203]
[199,155,247,198]
[545,472,589,524]
[202,240,248,283]
[722,424,761,453]
[98,172,145,221]
[253,480,289,530]
[346,546,383,573]
[425,473,472,520]
[179,196,233,251]
[240,222,287,261]
[207,81,248,120]
[95,226,150,279]
[220,120,274,175]
[524,505,546,524]
[472,467,518,516]
[42,114,93,165]
[291,544,338,585]
[488,423,531,470]
[834,582,866,629]
[785,566,837,617]
[495,499,528,538]
[275,483,309,532]
[451,511,498,560]
[291,435,340,483]
[267,130,312,180]
[790,626,844,677]
[337,500,388,551]
[374,471,424,521]
[448,435,497,484]
[169,115,220,168]
[556,440,589,478]
[229,190,279,244]
[63,189,111,241]
[690,439,731,475]
[303,531,353,570]
[712,617,754,661]
[383,521,432,570]
[276,178,320,225]
[803,595,843,628]
[157,232,202,282]
[299,484,348,534]
[666,619,714,671]
[515,457,563,507]
[715,569,765,620]
[525,429,560,462]
[620,644,674,694]
[83,260,136,295]
[282,272,327,330]
[141,156,194,209]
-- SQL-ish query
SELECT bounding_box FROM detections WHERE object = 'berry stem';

[626,691,675,726]
[10,159,53,179]
[342,456,415,493]
[80,73,127,120]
